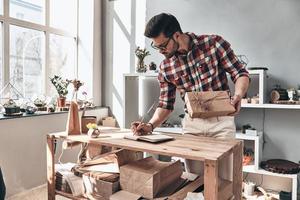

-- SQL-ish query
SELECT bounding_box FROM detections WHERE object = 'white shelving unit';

[124,70,299,198]
[235,132,263,171]
[242,103,300,109]
[236,132,298,200]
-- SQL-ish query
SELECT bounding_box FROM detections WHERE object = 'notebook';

[124,133,174,143]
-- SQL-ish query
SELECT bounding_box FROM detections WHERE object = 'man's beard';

[163,50,176,58]
[163,42,179,59]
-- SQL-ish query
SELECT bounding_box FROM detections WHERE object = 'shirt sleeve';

[215,35,249,83]
[157,71,176,110]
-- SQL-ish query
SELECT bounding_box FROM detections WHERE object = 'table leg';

[47,135,55,200]
[232,141,243,200]
[204,159,219,200]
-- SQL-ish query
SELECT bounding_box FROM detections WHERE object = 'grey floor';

[7,185,68,200]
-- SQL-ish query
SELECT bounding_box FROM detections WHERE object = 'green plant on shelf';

[135,46,150,72]
[50,75,71,98]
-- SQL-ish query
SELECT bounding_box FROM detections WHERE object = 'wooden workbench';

[47,129,243,200]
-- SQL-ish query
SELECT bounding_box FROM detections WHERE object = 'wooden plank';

[59,134,239,161]
[232,141,243,200]
[204,159,219,200]
[167,176,204,200]
[47,135,55,200]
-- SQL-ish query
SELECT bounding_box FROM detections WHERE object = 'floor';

[7,185,68,200]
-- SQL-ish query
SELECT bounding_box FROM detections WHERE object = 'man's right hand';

[130,121,152,136]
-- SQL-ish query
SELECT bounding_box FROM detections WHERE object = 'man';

[131,13,249,178]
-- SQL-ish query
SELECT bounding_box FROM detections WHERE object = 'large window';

[0,0,78,99]
[0,23,2,91]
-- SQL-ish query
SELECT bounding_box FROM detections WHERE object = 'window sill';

[0,106,106,121]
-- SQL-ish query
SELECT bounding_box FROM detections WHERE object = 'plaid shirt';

[157,33,249,110]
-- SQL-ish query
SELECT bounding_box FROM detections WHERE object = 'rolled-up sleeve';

[157,72,176,110]
[215,35,249,83]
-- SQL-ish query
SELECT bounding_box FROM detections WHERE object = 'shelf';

[243,165,298,179]
[242,103,300,109]
[124,72,158,77]
[235,132,262,141]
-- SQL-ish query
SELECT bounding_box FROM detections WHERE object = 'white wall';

[102,0,147,128]
[0,108,108,197]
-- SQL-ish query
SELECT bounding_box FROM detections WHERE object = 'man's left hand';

[229,94,242,115]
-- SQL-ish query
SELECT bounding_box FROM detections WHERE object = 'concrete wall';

[0,108,108,197]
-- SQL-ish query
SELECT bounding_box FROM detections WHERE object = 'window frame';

[0,0,79,97]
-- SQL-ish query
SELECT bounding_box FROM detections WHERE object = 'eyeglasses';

[151,37,172,50]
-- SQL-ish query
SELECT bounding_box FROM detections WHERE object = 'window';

[50,0,77,33]
[0,23,2,91]
[48,34,76,98]
[10,25,45,98]
[10,0,45,25]
[0,0,3,15]
[0,0,79,100]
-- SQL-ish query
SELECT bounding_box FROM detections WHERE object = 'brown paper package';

[66,101,81,135]
[120,157,183,199]
[185,91,235,118]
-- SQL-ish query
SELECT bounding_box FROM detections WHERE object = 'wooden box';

[120,157,183,199]
[81,116,97,133]
[102,117,116,127]
[185,91,235,118]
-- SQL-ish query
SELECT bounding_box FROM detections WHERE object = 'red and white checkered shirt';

[157,33,249,110]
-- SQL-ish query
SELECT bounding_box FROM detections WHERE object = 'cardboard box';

[102,117,116,127]
[83,172,119,199]
[120,157,183,199]
[109,190,142,200]
[185,91,235,118]
[81,116,97,133]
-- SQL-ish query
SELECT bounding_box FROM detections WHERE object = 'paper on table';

[124,132,174,143]
[80,163,120,173]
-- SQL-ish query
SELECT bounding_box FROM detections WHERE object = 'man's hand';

[229,94,242,115]
[130,121,152,136]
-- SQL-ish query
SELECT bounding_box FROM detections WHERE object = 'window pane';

[49,34,76,98]
[50,0,77,33]
[0,0,3,15]
[0,23,2,91]
[10,25,45,98]
[10,0,45,24]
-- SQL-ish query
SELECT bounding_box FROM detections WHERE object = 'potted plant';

[135,46,150,73]
[50,75,71,107]
[86,123,100,138]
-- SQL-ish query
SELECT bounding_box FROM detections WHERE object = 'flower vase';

[57,97,66,107]
[136,59,146,73]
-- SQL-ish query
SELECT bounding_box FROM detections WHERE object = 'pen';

[134,101,157,134]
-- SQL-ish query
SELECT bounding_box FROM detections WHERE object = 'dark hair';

[144,13,182,38]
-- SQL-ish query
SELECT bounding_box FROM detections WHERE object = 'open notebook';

[124,132,174,143]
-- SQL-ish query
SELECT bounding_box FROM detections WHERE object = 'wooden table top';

[48,129,242,161]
